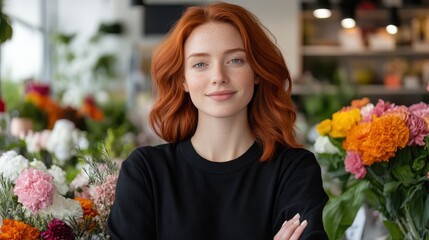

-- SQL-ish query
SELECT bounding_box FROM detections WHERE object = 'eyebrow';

[186,48,246,60]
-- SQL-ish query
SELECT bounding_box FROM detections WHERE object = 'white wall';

[224,0,300,78]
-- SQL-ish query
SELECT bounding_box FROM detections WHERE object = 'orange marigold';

[351,97,370,109]
[75,197,98,217]
[360,115,409,166]
[0,219,40,240]
[330,108,362,138]
[342,122,371,153]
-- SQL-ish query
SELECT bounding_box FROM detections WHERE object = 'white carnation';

[38,194,83,221]
[0,150,29,182]
[46,119,88,163]
[314,135,340,154]
[48,165,70,195]
[29,159,48,171]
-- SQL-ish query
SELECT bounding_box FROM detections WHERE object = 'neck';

[191,114,255,162]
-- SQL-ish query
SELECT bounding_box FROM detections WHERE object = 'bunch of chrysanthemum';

[313,97,429,240]
[0,150,97,239]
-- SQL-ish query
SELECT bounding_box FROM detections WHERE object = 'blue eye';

[193,62,207,68]
[230,58,244,64]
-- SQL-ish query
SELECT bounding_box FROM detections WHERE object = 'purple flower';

[13,168,56,213]
[41,218,75,240]
[345,151,366,179]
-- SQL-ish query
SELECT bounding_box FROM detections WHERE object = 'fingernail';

[300,220,308,227]
[293,213,300,219]
[282,220,287,226]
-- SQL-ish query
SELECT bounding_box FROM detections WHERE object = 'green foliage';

[319,139,429,239]
[0,0,13,44]
[1,80,24,111]
[85,100,137,148]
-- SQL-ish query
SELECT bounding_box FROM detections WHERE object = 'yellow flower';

[330,108,362,138]
[316,119,332,136]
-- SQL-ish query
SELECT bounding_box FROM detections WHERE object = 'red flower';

[0,97,5,112]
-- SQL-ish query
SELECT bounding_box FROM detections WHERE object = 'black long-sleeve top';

[107,139,328,240]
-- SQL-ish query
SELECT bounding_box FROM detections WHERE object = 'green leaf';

[383,220,404,240]
[323,181,369,240]
[0,13,13,43]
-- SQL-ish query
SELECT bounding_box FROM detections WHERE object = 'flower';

[314,135,339,154]
[0,219,40,240]
[74,197,98,218]
[13,168,56,213]
[45,119,89,163]
[48,165,69,196]
[314,98,429,240]
[40,218,75,240]
[38,194,83,221]
[0,150,29,182]
[0,97,6,113]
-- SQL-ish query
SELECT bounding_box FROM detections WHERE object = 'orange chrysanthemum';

[0,219,40,240]
[75,197,98,217]
[360,115,409,166]
[342,122,371,153]
[351,97,370,109]
[330,108,362,138]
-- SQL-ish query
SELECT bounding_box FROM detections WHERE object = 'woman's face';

[183,21,257,120]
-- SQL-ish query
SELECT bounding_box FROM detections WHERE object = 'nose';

[211,64,228,85]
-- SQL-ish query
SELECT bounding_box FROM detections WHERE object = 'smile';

[206,91,236,101]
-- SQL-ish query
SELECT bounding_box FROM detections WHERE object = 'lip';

[206,90,236,101]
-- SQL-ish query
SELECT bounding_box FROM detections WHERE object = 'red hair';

[149,2,301,161]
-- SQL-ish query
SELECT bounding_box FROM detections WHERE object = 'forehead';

[184,22,244,55]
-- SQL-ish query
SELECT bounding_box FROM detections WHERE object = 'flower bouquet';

[0,145,120,239]
[314,97,429,240]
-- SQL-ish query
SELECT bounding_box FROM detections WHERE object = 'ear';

[183,80,189,92]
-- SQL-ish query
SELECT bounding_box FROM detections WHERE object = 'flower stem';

[395,218,407,238]
[405,206,419,239]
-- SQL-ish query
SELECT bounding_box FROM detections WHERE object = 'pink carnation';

[345,151,366,179]
[407,113,428,146]
[370,99,395,118]
[93,174,118,217]
[13,168,56,213]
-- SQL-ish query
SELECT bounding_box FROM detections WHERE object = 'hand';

[274,213,308,240]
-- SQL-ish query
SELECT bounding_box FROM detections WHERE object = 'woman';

[108,2,328,239]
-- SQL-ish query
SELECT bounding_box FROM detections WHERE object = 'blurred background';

[1,1,429,239]
[2,0,428,147]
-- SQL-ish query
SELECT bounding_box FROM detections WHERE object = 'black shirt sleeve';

[272,150,329,239]
[107,149,156,239]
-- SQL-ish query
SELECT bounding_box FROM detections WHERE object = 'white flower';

[38,194,83,221]
[29,160,48,171]
[360,103,374,120]
[314,135,340,154]
[0,150,29,182]
[46,119,88,163]
[24,130,51,153]
[48,165,69,195]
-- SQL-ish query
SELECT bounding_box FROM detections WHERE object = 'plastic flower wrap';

[314,98,429,240]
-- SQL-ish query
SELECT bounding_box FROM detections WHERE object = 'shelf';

[302,46,429,57]
[292,84,428,96]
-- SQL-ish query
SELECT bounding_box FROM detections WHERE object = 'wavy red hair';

[149,2,301,161]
